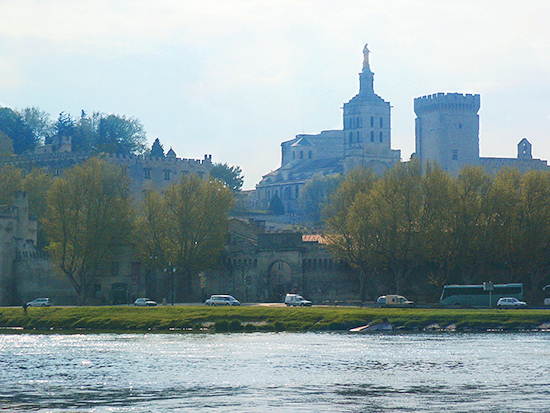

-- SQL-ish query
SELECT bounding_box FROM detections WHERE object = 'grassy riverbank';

[1,305,550,333]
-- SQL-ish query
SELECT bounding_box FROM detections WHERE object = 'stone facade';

[202,218,359,304]
[414,93,548,175]
[251,44,401,215]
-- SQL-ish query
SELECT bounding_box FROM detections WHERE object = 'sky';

[1,0,550,189]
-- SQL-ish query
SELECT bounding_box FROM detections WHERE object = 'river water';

[1,331,549,412]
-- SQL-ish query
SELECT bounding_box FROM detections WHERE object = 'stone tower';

[414,92,481,176]
[343,44,400,174]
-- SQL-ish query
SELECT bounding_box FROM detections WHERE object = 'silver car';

[26,298,51,307]
[134,298,157,306]
[205,295,240,306]
[496,297,527,309]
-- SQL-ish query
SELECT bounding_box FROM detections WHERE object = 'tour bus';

[439,283,524,308]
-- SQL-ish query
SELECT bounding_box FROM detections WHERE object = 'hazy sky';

[2,0,550,188]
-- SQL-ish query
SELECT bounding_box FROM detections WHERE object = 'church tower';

[343,44,400,174]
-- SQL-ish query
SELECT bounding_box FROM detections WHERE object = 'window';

[380,117,383,127]
[111,262,120,277]
[349,132,353,144]
[452,149,458,160]
[379,132,383,142]
[164,170,171,181]
[295,186,299,198]
[308,151,312,159]
[357,131,361,142]
[370,116,374,127]
[144,168,151,179]
[292,152,295,160]
[300,151,303,159]
[370,131,374,142]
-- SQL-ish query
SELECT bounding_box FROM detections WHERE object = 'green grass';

[1,306,549,333]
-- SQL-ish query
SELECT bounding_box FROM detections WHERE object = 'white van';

[284,294,312,307]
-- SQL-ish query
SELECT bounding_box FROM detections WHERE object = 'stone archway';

[267,260,292,302]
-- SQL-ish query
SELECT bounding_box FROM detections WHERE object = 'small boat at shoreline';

[350,318,393,332]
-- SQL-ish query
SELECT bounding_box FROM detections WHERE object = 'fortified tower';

[342,44,400,174]
[414,92,481,176]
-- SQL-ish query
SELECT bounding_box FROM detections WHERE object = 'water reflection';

[1,332,549,412]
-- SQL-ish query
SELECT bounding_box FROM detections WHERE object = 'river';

[1,331,549,412]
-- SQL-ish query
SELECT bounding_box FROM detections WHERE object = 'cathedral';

[251,44,401,215]
[252,44,548,216]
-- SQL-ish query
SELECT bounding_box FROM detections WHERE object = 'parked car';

[134,298,157,306]
[376,296,386,307]
[284,293,312,306]
[205,295,241,306]
[26,298,51,307]
[377,295,414,307]
[496,297,527,309]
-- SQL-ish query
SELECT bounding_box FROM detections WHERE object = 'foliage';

[325,162,550,302]
[0,107,37,154]
[0,130,14,156]
[298,173,343,225]
[96,114,147,155]
[19,107,55,145]
[210,163,244,192]
[43,158,134,302]
[138,174,234,301]
[0,166,23,205]
[150,138,165,157]
[269,192,284,215]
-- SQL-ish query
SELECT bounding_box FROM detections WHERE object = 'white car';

[205,295,240,306]
[26,298,51,307]
[284,294,312,307]
[134,298,157,306]
[497,297,527,309]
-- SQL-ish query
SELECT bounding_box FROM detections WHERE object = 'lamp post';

[171,265,176,305]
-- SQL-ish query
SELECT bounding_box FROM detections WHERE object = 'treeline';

[1,159,235,304]
[324,160,550,303]
[0,106,147,156]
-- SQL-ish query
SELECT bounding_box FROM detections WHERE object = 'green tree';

[325,168,379,300]
[43,158,134,303]
[0,107,37,154]
[269,193,284,215]
[368,160,425,294]
[0,130,14,156]
[96,114,147,155]
[150,138,165,157]
[210,163,244,192]
[19,107,54,145]
[299,173,343,225]
[0,165,23,205]
[139,174,234,301]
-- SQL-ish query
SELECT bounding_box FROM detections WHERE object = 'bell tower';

[343,44,399,174]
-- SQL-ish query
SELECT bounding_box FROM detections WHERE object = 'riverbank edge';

[1,306,550,333]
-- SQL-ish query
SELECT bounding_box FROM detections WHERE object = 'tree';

[299,173,343,225]
[0,107,36,154]
[43,158,134,303]
[18,107,54,145]
[139,174,234,301]
[210,163,244,192]
[325,168,379,300]
[0,165,23,205]
[269,193,284,215]
[150,138,165,157]
[0,130,14,156]
[96,114,147,155]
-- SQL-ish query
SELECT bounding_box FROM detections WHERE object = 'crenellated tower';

[414,92,481,176]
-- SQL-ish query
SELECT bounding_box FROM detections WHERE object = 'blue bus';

[439,283,523,308]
